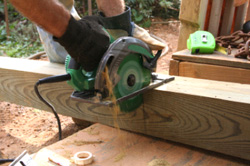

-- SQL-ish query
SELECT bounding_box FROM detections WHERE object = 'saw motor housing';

[66,36,163,112]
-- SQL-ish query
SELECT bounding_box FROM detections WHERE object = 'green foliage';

[126,0,180,27]
[0,19,43,58]
[0,2,43,58]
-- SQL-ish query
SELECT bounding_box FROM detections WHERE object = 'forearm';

[9,0,70,37]
[96,0,125,17]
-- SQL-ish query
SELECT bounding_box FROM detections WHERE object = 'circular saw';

[66,36,174,112]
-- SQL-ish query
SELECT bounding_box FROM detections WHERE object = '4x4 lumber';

[1,57,250,160]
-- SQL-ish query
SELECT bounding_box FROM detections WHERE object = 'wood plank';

[1,57,250,160]
[220,0,235,36]
[234,2,248,31]
[208,0,224,37]
[172,49,250,69]
[169,59,180,76]
[33,123,249,166]
[179,61,250,84]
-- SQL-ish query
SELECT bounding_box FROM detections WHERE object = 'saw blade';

[109,53,151,112]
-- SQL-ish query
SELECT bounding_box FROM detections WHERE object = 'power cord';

[34,74,71,140]
[0,159,14,164]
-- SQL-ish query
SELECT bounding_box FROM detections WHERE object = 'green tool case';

[187,31,216,54]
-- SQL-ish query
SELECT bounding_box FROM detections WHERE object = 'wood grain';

[179,62,250,84]
[172,49,250,69]
[1,57,250,160]
[34,123,249,166]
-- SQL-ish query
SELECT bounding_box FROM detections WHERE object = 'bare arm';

[96,0,125,17]
[9,0,70,37]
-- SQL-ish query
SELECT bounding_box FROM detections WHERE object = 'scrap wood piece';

[33,123,248,166]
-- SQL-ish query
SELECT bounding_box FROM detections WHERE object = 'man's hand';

[54,16,110,71]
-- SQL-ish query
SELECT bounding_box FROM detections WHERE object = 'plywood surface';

[33,123,249,166]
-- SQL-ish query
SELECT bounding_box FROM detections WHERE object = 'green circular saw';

[66,37,174,112]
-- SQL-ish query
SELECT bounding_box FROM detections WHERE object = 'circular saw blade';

[109,53,151,112]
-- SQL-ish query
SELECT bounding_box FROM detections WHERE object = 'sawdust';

[62,150,73,159]
[148,159,171,166]
[84,126,100,135]
[73,140,103,146]
[103,67,121,131]
[113,151,126,162]
[62,140,103,146]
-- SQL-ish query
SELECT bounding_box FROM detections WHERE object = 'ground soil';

[0,20,180,163]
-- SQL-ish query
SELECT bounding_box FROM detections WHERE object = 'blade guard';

[95,36,156,93]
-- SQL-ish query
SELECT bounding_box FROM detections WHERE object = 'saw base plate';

[70,75,175,110]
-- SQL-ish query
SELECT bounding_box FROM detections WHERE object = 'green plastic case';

[187,31,216,54]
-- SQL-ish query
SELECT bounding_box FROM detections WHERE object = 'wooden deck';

[1,57,250,160]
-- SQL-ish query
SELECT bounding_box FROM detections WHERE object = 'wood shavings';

[114,151,126,162]
[148,159,170,166]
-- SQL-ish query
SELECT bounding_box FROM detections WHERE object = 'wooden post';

[88,0,92,16]
[177,0,202,50]
[198,0,209,30]
[220,0,235,36]
[4,0,10,37]
[82,0,86,14]
[208,0,224,37]
[234,1,248,31]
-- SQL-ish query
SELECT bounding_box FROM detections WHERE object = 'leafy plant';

[126,0,180,27]
[0,19,43,58]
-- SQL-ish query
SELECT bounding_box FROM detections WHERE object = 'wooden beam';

[1,57,250,160]
[179,61,250,84]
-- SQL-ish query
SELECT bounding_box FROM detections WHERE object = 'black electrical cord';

[34,74,71,140]
[0,159,14,164]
